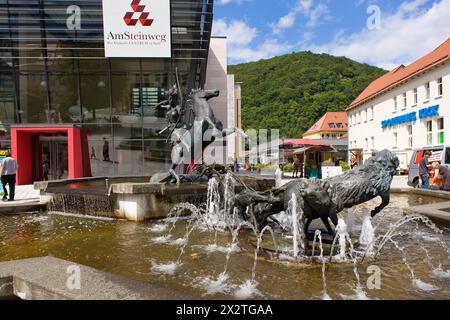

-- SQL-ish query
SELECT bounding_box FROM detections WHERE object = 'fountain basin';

[35,175,275,222]
[0,193,450,300]
[392,188,450,227]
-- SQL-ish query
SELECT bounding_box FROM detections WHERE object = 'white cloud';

[270,0,331,34]
[306,3,331,28]
[270,12,297,34]
[212,18,294,64]
[306,0,450,70]
[228,39,295,63]
[212,18,257,46]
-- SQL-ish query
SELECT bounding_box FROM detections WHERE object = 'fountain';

[3,81,450,300]
[3,167,450,300]
[359,208,375,255]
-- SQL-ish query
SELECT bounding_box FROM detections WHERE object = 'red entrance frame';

[11,125,92,185]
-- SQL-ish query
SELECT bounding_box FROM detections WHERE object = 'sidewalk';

[280,175,411,188]
[0,185,43,214]
[391,175,410,189]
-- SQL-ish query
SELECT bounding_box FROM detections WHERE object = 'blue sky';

[212,0,450,69]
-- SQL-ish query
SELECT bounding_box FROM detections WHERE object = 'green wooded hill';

[228,51,386,138]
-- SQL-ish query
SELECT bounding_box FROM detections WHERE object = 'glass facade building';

[0,0,213,183]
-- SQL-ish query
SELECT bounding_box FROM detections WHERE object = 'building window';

[425,82,431,100]
[365,138,369,151]
[369,106,374,121]
[437,118,444,145]
[393,132,398,149]
[413,88,418,105]
[393,96,398,113]
[357,112,361,124]
[402,93,407,109]
[363,110,367,123]
[371,136,375,151]
[426,120,433,145]
[407,125,413,148]
[438,77,443,97]
[337,123,343,128]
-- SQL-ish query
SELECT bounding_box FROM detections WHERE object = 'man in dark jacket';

[419,151,432,189]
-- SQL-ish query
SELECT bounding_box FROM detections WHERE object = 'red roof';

[303,112,348,136]
[281,139,330,147]
[348,37,450,110]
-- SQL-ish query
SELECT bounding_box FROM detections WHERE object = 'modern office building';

[204,36,244,163]
[0,0,240,184]
[348,37,450,171]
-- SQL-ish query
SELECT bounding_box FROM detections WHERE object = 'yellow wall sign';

[0,149,9,157]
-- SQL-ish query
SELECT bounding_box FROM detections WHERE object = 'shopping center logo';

[123,0,154,27]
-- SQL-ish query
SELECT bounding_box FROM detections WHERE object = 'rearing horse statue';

[157,87,247,184]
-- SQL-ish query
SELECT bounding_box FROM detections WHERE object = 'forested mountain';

[228,52,386,138]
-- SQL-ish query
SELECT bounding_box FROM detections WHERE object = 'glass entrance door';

[40,135,68,181]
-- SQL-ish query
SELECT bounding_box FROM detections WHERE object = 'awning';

[294,145,336,154]
[281,139,330,148]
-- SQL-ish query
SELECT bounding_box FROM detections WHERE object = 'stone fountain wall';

[36,175,275,222]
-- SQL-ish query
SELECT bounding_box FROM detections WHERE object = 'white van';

[407,146,450,188]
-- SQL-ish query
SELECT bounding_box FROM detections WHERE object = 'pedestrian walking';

[0,151,18,201]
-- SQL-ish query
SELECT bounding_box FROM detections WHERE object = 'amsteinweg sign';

[102,0,171,58]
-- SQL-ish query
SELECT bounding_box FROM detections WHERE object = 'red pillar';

[11,128,33,185]
[67,127,84,179]
[81,129,92,177]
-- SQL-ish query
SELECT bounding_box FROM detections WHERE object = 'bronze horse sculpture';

[234,150,400,234]
[156,85,247,184]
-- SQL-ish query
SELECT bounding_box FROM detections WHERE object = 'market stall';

[293,144,337,179]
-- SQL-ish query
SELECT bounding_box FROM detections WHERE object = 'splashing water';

[359,208,375,255]
[313,230,331,300]
[432,266,450,279]
[235,279,263,299]
[151,261,178,275]
[195,272,232,296]
[387,238,439,292]
[151,235,172,244]
[375,214,443,258]
[330,218,349,262]
[149,224,169,233]
[346,207,355,234]
[287,193,305,257]
[205,178,222,228]
[413,279,439,292]
[145,172,450,299]
[223,172,236,219]
[275,168,283,188]
[222,222,249,275]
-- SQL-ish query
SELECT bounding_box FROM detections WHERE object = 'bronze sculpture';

[156,74,247,184]
[234,150,400,234]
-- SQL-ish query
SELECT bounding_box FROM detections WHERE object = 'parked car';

[408,146,450,188]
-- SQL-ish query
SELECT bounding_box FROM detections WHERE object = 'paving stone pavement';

[281,175,410,188]
[0,184,40,206]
